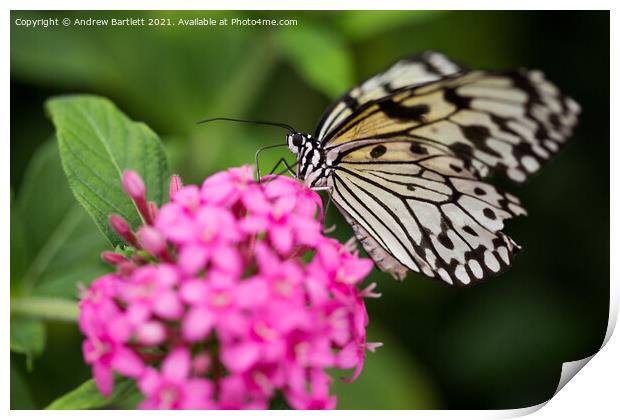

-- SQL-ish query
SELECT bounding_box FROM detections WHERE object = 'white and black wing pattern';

[328,142,527,285]
[322,69,581,184]
[315,51,465,142]
[312,53,580,284]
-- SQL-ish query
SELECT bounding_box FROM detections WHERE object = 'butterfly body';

[284,51,580,286]
[287,133,332,188]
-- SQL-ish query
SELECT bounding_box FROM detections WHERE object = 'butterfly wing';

[318,58,579,284]
[315,51,465,142]
[328,142,526,285]
[322,69,580,184]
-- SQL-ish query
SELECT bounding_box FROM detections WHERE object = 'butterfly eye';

[292,135,303,147]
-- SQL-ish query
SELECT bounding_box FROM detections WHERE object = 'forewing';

[324,69,580,183]
[315,51,465,142]
[328,142,527,285]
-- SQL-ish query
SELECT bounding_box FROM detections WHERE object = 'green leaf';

[336,10,445,41]
[10,317,46,370]
[275,24,353,98]
[15,139,109,297]
[11,362,36,409]
[10,191,28,290]
[46,95,170,247]
[46,377,141,410]
[11,11,271,135]
[16,139,78,262]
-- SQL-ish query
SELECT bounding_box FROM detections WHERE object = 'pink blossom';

[138,348,214,409]
[200,165,254,206]
[78,166,380,409]
[79,284,144,396]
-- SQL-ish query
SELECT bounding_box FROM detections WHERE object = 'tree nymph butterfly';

[208,51,581,286]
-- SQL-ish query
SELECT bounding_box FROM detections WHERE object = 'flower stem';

[11,296,78,322]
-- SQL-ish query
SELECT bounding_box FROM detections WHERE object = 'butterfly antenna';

[197,117,296,134]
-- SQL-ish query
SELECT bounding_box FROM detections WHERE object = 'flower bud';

[169,174,183,199]
[122,170,146,201]
[101,251,126,266]
[148,201,158,220]
[109,214,138,246]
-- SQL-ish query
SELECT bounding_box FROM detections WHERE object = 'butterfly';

[280,51,580,286]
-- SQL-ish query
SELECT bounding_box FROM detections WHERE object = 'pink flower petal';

[93,362,114,396]
[201,181,235,204]
[208,270,236,288]
[339,258,374,284]
[182,379,214,409]
[155,204,197,243]
[318,241,340,271]
[112,347,145,378]
[155,264,179,287]
[125,303,150,326]
[273,195,297,217]
[162,347,191,382]
[153,290,183,320]
[236,278,269,308]
[107,315,132,342]
[138,367,161,395]
[136,321,166,346]
[269,225,293,255]
[173,185,200,210]
[179,279,208,304]
[337,342,359,369]
[221,341,261,373]
[241,185,272,214]
[264,177,299,198]
[212,246,242,274]
[182,307,214,342]
[239,215,268,233]
[178,244,210,275]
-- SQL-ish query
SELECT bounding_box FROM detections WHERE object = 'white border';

[3,2,615,419]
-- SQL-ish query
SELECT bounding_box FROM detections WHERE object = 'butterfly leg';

[270,158,297,177]
[311,186,336,233]
[254,143,289,181]
[258,158,297,183]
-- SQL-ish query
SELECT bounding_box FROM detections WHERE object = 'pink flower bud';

[169,174,183,199]
[109,214,138,246]
[101,251,126,266]
[122,170,154,225]
[138,226,166,256]
[192,351,211,375]
[109,214,130,234]
[148,201,158,220]
[122,170,146,201]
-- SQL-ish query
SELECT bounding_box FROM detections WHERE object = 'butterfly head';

[286,133,330,187]
[286,133,312,155]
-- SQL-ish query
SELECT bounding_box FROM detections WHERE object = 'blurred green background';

[10,10,609,409]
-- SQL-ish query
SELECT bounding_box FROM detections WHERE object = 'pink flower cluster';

[78,166,381,409]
